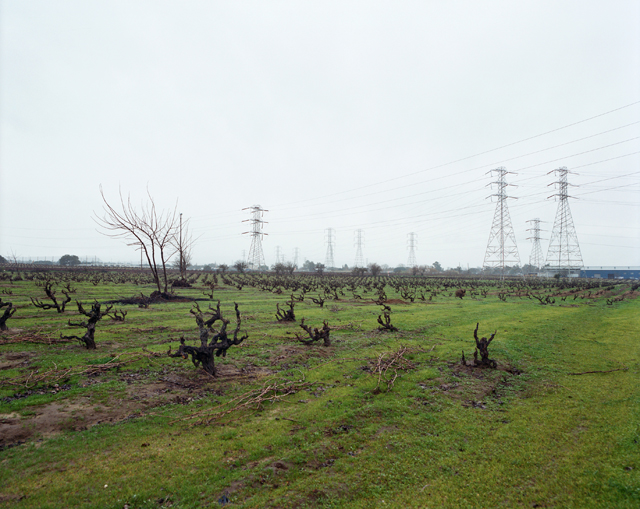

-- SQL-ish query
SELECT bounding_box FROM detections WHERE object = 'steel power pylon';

[242,205,268,271]
[354,229,365,268]
[407,232,417,268]
[483,167,521,278]
[293,248,299,267]
[545,167,583,276]
[526,218,545,271]
[325,228,336,268]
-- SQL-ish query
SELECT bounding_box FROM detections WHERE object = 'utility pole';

[407,232,417,268]
[526,218,545,271]
[242,205,268,271]
[483,167,521,279]
[325,228,335,269]
[179,212,184,278]
[545,167,583,276]
[354,229,365,268]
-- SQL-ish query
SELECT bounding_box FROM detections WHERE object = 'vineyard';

[0,269,638,508]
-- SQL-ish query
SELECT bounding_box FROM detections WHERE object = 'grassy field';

[0,271,638,508]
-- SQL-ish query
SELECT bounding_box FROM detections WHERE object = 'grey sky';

[1,0,639,268]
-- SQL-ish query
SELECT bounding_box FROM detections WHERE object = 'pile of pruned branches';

[368,346,417,394]
[0,350,163,389]
[179,377,324,425]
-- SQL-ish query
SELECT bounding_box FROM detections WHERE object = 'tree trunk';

[81,324,97,349]
[0,303,16,331]
[201,354,216,376]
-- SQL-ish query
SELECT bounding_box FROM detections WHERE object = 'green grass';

[0,272,638,508]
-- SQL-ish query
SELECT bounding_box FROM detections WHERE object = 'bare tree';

[173,213,194,280]
[368,263,382,277]
[233,261,248,273]
[8,251,22,279]
[95,186,178,296]
[272,262,286,275]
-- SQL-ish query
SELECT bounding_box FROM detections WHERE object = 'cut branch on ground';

[368,346,416,394]
[0,350,163,389]
[179,377,323,425]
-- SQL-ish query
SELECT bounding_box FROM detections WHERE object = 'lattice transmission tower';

[526,218,545,271]
[354,229,365,267]
[545,167,583,276]
[483,168,521,277]
[293,248,299,267]
[407,232,417,267]
[242,205,268,271]
[325,228,335,268]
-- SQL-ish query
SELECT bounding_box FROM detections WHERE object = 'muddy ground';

[0,362,273,448]
[0,343,336,448]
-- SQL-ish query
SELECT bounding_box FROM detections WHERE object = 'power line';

[276,100,640,209]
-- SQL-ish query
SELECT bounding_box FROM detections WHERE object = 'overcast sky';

[1,0,639,269]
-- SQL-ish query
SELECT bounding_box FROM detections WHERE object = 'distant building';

[580,266,640,279]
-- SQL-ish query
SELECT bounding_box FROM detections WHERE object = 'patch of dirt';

[374,425,399,436]
[266,460,291,475]
[384,299,410,305]
[0,494,25,503]
[424,362,524,409]
[0,351,35,370]
[305,457,336,470]
[267,344,333,370]
[0,331,69,346]
[0,363,272,448]
[323,423,353,436]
